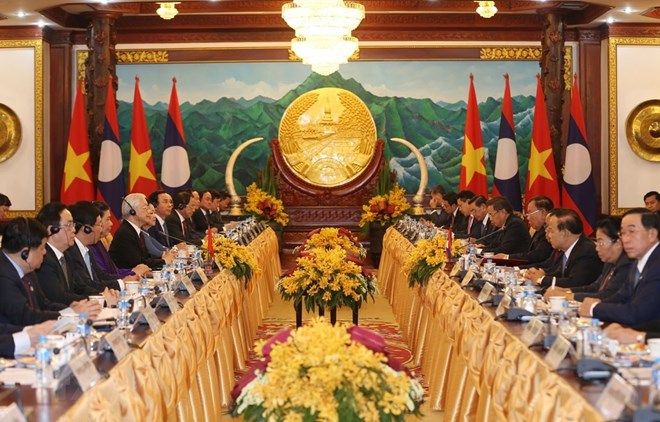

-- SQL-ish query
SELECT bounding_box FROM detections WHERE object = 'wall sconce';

[475,1,498,19]
[156,2,180,20]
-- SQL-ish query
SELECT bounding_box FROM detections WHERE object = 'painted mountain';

[117,72,535,195]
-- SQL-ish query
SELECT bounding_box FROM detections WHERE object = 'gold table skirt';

[379,228,604,422]
[58,228,281,421]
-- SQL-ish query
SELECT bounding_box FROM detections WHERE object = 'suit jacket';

[0,253,61,326]
[509,225,553,264]
[593,244,660,326]
[191,208,212,233]
[426,209,451,228]
[539,235,603,289]
[65,243,120,292]
[209,211,224,230]
[483,214,531,255]
[147,218,170,248]
[35,244,89,306]
[451,211,468,234]
[165,212,202,246]
[109,220,164,270]
[572,253,634,301]
[0,322,23,358]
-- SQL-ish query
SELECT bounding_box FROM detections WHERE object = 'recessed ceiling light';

[37,20,46,27]
[606,17,614,24]
[623,7,633,14]
[16,11,27,18]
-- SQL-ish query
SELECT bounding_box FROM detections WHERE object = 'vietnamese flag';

[128,76,159,195]
[492,74,522,211]
[562,74,597,236]
[97,79,126,225]
[61,81,94,204]
[459,74,488,197]
[161,77,191,195]
[525,75,560,207]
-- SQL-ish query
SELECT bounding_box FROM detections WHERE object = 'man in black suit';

[482,196,531,255]
[147,190,174,248]
[0,319,56,358]
[191,189,213,233]
[109,193,169,269]
[66,201,121,298]
[527,208,603,289]
[463,195,494,244]
[0,218,96,326]
[35,203,103,316]
[580,209,660,326]
[208,189,231,229]
[499,195,554,264]
[166,190,202,246]
[440,192,467,233]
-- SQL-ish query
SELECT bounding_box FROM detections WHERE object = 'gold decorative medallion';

[278,88,377,187]
[0,103,22,163]
[626,99,660,162]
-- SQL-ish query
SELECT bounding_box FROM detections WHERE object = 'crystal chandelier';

[156,2,180,20]
[282,0,365,75]
[475,1,498,19]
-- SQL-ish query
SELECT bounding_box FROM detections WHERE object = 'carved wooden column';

[539,9,566,183]
[84,12,120,180]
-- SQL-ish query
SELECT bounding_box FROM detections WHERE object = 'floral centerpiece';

[297,227,367,261]
[403,234,449,288]
[202,235,260,287]
[451,237,468,258]
[231,318,424,421]
[278,246,376,312]
[244,183,289,227]
[359,183,410,228]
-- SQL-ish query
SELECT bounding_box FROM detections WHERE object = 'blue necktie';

[633,267,641,288]
[561,253,568,276]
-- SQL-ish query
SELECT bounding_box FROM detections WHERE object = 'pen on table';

[551,276,556,289]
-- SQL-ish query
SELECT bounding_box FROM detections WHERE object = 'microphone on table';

[140,229,197,247]
[475,228,502,244]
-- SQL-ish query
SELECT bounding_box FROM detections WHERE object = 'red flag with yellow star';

[61,81,94,203]
[525,75,560,206]
[128,76,159,195]
[459,74,488,196]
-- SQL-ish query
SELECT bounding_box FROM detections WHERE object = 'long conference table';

[379,228,605,422]
[0,228,280,421]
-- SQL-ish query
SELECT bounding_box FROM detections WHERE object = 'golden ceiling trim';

[480,46,572,91]
[608,37,660,215]
[0,39,44,217]
[76,49,169,83]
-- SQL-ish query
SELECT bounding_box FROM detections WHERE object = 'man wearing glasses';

[482,196,530,255]
[579,208,660,326]
[497,195,554,264]
[166,190,202,246]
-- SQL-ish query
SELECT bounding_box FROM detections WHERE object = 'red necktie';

[182,220,187,238]
[21,276,36,309]
[139,231,146,250]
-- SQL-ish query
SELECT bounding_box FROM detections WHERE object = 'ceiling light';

[475,1,498,19]
[606,17,614,24]
[282,0,365,75]
[156,2,180,20]
[16,11,27,18]
[623,7,633,14]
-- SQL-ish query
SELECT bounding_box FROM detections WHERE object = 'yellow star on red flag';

[63,143,92,191]
[129,143,157,191]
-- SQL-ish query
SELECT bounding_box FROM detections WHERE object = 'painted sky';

[116,60,541,105]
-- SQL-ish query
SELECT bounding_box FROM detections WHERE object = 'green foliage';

[256,156,279,198]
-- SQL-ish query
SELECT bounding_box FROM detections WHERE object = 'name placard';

[449,264,461,277]
[520,317,545,347]
[68,352,102,392]
[181,275,197,295]
[195,267,209,284]
[596,373,636,421]
[0,403,26,422]
[140,305,162,333]
[460,270,475,287]
[104,329,131,360]
[162,291,180,314]
[495,294,512,318]
[544,335,571,371]
[477,282,495,304]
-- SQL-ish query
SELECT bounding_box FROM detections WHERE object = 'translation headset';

[20,217,30,260]
[122,197,137,216]
[74,221,93,234]
[50,225,60,235]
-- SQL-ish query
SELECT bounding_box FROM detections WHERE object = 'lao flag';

[562,75,597,236]
[492,74,522,211]
[128,76,159,195]
[161,77,191,195]
[61,81,94,204]
[525,75,560,207]
[97,80,126,223]
[459,74,488,197]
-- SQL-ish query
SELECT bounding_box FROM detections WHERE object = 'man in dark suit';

[191,189,213,233]
[482,196,531,255]
[500,195,554,264]
[166,190,202,246]
[147,190,174,248]
[109,193,169,269]
[527,208,603,289]
[580,209,660,326]
[440,192,467,233]
[463,195,495,244]
[0,218,96,326]
[208,189,231,229]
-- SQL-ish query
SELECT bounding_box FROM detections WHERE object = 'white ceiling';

[1,1,659,28]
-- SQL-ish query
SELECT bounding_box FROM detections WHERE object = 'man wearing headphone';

[109,193,166,269]
[34,203,103,319]
[166,190,202,246]
[0,217,92,328]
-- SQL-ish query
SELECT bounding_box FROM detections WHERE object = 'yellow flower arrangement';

[452,237,468,258]
[278,247,376,312]
[232,319,424,421]
[202,235,260,287]
[359,184,411,228]
[403,234,448,288]
[244,183,289,227]
[301,227,367,260]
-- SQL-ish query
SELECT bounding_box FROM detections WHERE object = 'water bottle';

[35,336,52,388]
[650,358,660,408]
[522,291,536,314]
[76,313,90,337]
[558,301,574,337]
[117,290,130,330]
[589,319,603,357]
[139,278,152,303]
[161,265,171,291]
